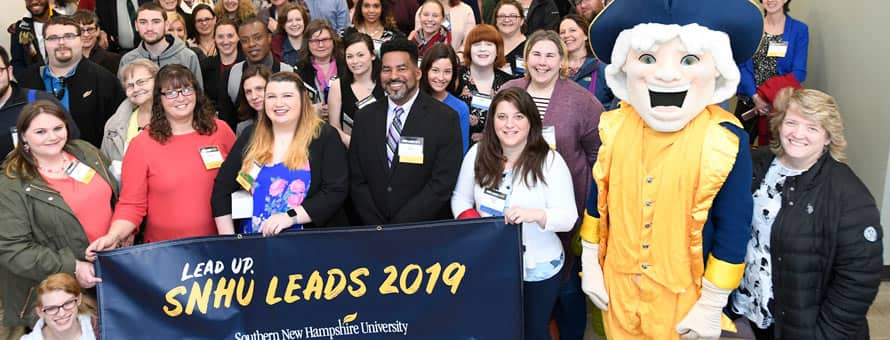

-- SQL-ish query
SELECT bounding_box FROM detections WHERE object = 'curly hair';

[149,64,218,144]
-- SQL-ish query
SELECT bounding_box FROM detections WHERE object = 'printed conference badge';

[356,95,377,110]
[542,126,557,150]
[236,161,263,192]
[199,146,224,170]
[65,160,96,184]
[398,137,424,165]
[479,188,508,217]
[471,93,493,111]
[767,41,788,58]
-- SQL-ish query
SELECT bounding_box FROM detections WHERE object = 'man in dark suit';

[349,38,463,225]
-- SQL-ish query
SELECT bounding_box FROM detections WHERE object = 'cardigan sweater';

[210,123,349,227]
[738,15,809,97]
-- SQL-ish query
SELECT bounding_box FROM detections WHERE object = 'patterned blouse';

[740,32,784,102]
[731,158,803,329]
[458,68,516,136]
[246,162,312,234]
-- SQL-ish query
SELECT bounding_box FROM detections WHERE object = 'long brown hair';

[475,87,549,188]
[352,0,398,31]
[2,101,72,180]
[149,64,218,143]
[237,64,273,121]
[240,72,323,172]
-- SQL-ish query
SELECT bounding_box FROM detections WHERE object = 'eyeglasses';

[80,26,98,34]
[40,298,78,316]
[308,37,333,45]
[125,77,153,90]
[45,33,81,44]
[496,14,521,21]
[195,17,216,24]
[161,87,195,99]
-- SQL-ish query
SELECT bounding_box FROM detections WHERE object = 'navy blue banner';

[96,218,523,339]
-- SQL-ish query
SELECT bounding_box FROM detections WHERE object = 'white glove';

[580,240,609,311]
[676,278,732,340]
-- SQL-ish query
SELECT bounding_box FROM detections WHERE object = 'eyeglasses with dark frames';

[160,87,196,99]
[40,297,78,316]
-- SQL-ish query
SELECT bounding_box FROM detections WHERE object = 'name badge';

[231,190,252,219]
[9,127,18,148]
[199,146,224,170]
[542,126,556,150]
[471,93,493,111]
[236,161,263,192]
[65,160,96,184]
[398,136,424,164]
[767,41,788,58]
[478,188,508,216]
[356,95,377,110]
[515,57,526,74]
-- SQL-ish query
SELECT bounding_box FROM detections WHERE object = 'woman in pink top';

[87,65,235,254]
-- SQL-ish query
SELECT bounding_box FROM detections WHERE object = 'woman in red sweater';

[87,65,235,255]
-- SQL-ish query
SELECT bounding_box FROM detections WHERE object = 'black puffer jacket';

[747,148,883,339]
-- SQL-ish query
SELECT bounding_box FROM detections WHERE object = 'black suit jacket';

[89,47,122,75]
[348,90,462,225]
[18,58,126,147]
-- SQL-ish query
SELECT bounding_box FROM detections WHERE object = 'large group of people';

[0,0,883,340]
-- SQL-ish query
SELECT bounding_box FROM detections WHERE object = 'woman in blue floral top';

[211,72,349,235]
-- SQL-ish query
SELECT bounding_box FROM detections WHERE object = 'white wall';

[0,4,28,57]
[790,1,890,264]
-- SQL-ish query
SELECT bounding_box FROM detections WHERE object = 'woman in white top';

[21,273,96,340]
[451,86,576,340]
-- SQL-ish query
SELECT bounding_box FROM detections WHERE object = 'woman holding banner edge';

[451,87,576,339]
[211,72,349,235]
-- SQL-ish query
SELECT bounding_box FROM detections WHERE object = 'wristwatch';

[286,208,299,225]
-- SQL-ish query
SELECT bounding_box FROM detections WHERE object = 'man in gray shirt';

[120,2,203,87]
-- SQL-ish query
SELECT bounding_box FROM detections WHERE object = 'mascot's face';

[623,38,720,132]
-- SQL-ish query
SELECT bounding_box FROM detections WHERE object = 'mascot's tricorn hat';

[588,0,764,64]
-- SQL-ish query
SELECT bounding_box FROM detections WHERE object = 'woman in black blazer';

[210,72,349,235]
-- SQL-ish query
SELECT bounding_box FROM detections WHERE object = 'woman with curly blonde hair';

[729,87,882,339]
[215,0,257,26]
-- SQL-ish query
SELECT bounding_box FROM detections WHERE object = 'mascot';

[579,0,763,339]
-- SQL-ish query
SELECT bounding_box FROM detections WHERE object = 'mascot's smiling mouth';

[648,84,688,107]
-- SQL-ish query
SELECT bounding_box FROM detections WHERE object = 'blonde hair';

[118,59,159,84]
[770,87,847,162]
[240,72,322,173]
[215,0,257,24]
[523,30,569,79]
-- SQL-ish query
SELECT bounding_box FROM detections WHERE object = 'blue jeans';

[524,274,562,340]
[553,257,587,340]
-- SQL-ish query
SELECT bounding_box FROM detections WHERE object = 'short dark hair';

[0,46,10,68]
[137,2,168,21]
[380,37,419,66]
[43,15,82,37]
[71,9,100,26]
[239,16,270,35]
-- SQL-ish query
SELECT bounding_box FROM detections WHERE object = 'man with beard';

[216,17,304,130]
[0,46,80,158]
[120,3,203,88]
[18,16,125,147]
[572,0,604,21]
[10,0,53,81]
[72,9,121,75]
[348,38,462,225]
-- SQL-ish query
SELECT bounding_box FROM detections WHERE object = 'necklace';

[37,153,71,174]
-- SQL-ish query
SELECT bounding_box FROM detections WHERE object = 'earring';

[22,141,30,153]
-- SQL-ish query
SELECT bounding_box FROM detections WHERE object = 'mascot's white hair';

[605,23,740,105]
